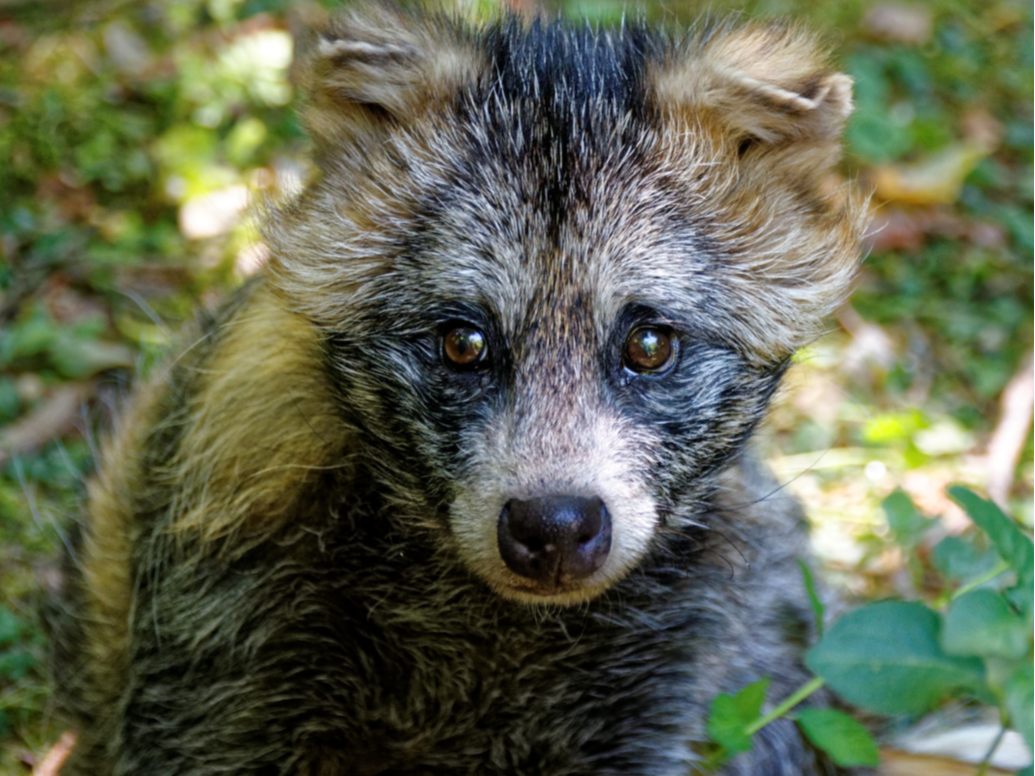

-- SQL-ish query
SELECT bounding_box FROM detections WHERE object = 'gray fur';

[52,7,866,775]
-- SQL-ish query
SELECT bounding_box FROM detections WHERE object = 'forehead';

[483,19,655,124]
[405,150,713,332]
[391,23,718,332]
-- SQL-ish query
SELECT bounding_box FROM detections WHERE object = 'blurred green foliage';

[0,0,1031,768]
[810,489,1033,757]
[704,489,1031,771]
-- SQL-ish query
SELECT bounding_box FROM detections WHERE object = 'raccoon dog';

[51,4,867,775]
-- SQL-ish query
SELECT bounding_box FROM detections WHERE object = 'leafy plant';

[0,608,40,737]
[702,487,1034,774]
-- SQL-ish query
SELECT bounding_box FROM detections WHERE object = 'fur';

[51,6,867,775]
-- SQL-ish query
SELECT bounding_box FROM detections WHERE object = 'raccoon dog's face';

[266,8,865,605]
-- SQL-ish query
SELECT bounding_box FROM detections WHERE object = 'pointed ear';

[652,24,853,145]
[301,5,484,152]
[650,25,866,361]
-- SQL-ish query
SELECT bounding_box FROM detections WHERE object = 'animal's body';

[51,6,867,775]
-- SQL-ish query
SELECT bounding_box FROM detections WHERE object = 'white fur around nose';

[450,406,658,605]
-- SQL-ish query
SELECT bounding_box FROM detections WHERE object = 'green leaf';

[949,487,1034,582]
[706,678,770,756]
[0,646,35,681]
[732,678,770,721]
[932,535,1002,582]
[942,589,1030,660]
[1006,663,1034,752]
[1005,583,1034,624]
[1018,165,1035,201]
[1000,205,1035,253]
[883,490,930,546]
[0,377,20,422]
[48,334,135,379]
[0,608,25,646]
[799,560,825,639]
[861,410,926,445]
[980,656,1016,691]
[847,104,914,164]
[796,709,880,767]
[806,601,985,715]
[708,695,752,755]
[0,310,57,366]
[560,0,628,22]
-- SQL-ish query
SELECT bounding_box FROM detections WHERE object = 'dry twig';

[986,350,1034,506]
[31,731,77,776]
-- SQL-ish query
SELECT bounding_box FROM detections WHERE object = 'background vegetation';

[0,0,1031,772]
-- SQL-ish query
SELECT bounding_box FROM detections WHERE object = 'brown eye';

[624,326,674,373]
[442,325,488,369]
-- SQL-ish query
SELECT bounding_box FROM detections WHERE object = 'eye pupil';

[625,327,673,372]
[443,325,487,368]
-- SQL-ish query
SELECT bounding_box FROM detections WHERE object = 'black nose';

[497,496,611,585]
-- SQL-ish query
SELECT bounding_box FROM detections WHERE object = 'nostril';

[497,495,612,585]
[523,536,545,553]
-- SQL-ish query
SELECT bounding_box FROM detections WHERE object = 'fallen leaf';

[900,470,972,534]
[872,142,995,206]
[865,209,928,252]
[966,222,1007,249]
[879,749,1014,776]
[103,20,152,75]
[0,383,93,466]
[837,305,897,376]
[864,2,933,44]
[178,185,251,240]
[36,172,97,223]
[0,20,29,51]
[961,109,1003,150]
[865,208,1008,252]
[41,276,109,323]
[913,420,976,457]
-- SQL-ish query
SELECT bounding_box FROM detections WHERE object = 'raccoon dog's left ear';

[651,24,853,147]
[302,4,483,154]
[649,24,868,362]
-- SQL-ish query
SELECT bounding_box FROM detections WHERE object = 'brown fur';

[169,287,350,542]
[72,376,157,747]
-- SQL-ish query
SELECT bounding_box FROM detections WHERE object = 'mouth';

[493,572,615,606]
[507,579,584,597]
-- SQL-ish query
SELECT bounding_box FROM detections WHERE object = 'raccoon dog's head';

[266,5,866,605]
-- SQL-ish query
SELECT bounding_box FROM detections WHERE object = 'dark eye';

[442,324,489,369]
[624,326,674,373]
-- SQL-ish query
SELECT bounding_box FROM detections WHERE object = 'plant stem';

[975,726,1007,776]
[745,677,825,736]
[951,561,1012,600]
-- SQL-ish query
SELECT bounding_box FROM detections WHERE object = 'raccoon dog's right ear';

[302,4,484,153]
